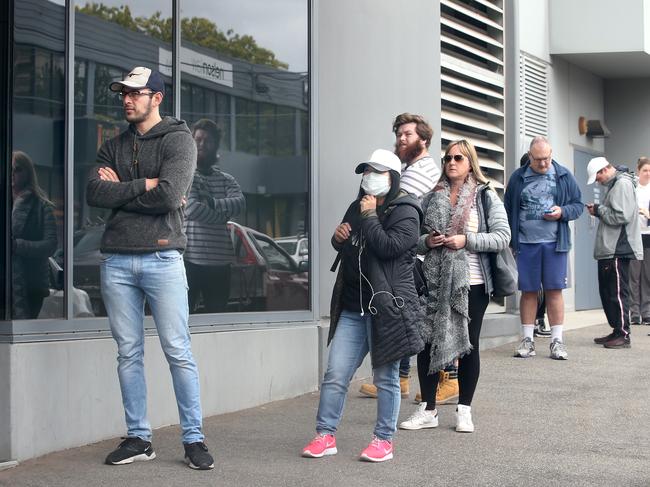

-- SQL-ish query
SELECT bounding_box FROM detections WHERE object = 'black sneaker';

[630,316,642,325]
[105,437,156,465]
[534,318,551,337]
[184,441,214,470]
[594,332,616,345]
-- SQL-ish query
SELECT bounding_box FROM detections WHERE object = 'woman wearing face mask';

[302,149,424,462]
[399,139,509,433]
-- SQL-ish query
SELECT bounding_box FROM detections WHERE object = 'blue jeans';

[316,310,401,440]
[101,250,204,444]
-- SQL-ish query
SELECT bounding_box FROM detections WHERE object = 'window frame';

[1,0,314,343]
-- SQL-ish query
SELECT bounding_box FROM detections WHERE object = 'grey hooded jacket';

[86,117,196,253]
[593,170,643,260]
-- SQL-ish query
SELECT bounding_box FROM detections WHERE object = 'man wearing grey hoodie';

[86,67,213,470]
[586,157,643,349]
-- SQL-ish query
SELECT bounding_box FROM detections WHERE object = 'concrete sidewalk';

[1,312,649,486]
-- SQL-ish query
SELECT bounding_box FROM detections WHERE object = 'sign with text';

[159,47,234,88]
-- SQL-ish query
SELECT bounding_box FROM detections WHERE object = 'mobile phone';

[430,230,441,236]
[543,209,554,214]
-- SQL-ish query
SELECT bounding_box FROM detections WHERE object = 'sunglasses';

[443,154,465,163]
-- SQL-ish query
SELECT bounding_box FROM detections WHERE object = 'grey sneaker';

[514,337,536,358]
[549,339,568,360]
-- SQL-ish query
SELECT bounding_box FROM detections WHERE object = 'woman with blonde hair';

[399,139,510,433]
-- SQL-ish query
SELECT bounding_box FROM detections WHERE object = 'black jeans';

[185,261,231,313]
[417,284,490,409]
[597,258,631,335]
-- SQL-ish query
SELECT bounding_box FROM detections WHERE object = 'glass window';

[180,0,309,314]
[73,1,173,317]
[11,0,66,320]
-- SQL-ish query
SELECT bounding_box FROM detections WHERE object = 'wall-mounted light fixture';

[578,116,611,138]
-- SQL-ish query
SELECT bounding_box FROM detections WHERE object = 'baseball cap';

[109,67,165,95]
[355,149,402,174]
[587,156,610,185]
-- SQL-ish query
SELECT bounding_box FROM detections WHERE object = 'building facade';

[3,0,649,463]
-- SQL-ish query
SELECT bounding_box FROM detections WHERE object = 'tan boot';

[359,383,378,398]
[436,371,459,405]
[400,376,410,398]
[359,378,409,398]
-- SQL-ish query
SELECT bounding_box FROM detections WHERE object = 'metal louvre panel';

[440,0,505,179]
[441,16,503,49]
[441,72,504,100]
[441,128,504,153]
[472,0,503,14]
[442,89,504,117]
[442,108,503,135]
[520,53,549,137]
[441,53,503,87]
[441,0,503,31]
[441,33,504,66]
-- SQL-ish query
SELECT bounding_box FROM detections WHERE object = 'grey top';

[86,116,197,253]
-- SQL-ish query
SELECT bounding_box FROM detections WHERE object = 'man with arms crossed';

[86,67,213,470]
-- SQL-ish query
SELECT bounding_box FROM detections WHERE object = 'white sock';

[522,324,535,340]
[551,325,563,342]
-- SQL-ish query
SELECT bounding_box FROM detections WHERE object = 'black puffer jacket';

[329,192,425,368]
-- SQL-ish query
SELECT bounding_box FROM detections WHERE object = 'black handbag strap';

[480,187,490,231]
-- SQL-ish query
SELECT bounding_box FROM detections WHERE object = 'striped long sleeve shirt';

[184,166,245,266]
[400,156,441,198]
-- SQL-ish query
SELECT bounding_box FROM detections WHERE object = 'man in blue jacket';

[505,137,583,360]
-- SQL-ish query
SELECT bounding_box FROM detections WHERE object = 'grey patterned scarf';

[420,175,478,373]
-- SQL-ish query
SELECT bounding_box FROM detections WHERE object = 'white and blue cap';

[109,67,165,96]
[355,149,402,174]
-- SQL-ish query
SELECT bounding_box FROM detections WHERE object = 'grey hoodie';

[593,170,643,260]
[86,117,197,253]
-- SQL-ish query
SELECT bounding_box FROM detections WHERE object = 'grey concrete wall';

[315,0,441,318]
[549,0,646,54]
[8,326,319,461]
[604,78,650,165]
[548,59,605,310]
[0,344,10,461]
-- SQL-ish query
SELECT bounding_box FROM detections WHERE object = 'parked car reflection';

[228,222,309,312]
[275,234,309,267]
[73,221,309,316]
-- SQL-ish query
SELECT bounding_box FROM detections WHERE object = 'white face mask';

[361,172,391,197]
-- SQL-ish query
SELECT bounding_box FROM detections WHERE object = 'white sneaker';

[456,404,474,433]
[549,339,568,360]
[514,337,536,358]
[399,403,439,430]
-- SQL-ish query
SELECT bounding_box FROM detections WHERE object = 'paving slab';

[1,318,649,487]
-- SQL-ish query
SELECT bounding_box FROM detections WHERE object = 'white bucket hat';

[587,156,610,185]
[355,149,402,174]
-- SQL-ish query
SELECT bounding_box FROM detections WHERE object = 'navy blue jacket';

[504,160,583,252]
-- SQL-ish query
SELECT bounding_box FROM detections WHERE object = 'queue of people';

[12,64,637,468]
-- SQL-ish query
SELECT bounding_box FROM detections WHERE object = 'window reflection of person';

[184,119,245,313]
[11,151,58,319]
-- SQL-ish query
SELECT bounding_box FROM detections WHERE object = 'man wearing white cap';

[86,67,214,469]
[586,157,642,348]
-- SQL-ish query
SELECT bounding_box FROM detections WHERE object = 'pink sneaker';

[302,434,337,458]
[359,437,393,462]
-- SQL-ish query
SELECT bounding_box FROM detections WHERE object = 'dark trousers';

[629,242,650,321]
[185,261,231,313]
[598,258,631,336]
[417,285,490,408]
